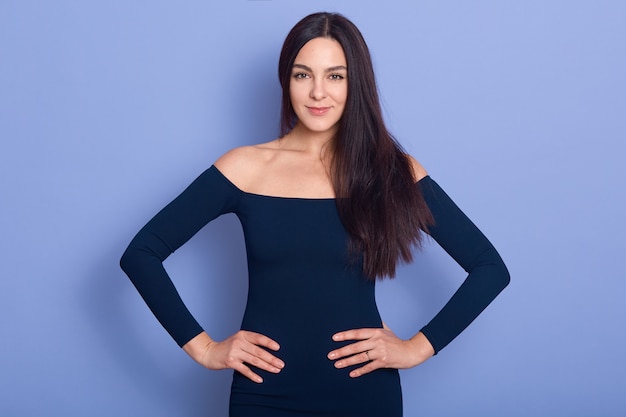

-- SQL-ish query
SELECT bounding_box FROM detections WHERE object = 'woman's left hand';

[327,326,435,378]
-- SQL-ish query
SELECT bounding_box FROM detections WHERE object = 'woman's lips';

[307,106,330,115]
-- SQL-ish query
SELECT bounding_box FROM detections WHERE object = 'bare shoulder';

[213,140,280,188]
[214,146,258,173]
[406,154,428,182]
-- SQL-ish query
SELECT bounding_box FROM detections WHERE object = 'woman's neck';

[280,122,336,158]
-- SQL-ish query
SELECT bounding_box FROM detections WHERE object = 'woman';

[120,12,510,417]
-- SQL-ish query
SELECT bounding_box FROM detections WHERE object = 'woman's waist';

[239,310,381,370]
[240,301,382,341]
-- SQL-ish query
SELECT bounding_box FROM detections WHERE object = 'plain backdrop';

[1,1,625,416]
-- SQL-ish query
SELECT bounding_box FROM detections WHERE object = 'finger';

[348,360,380,378]
[333,350,372,369]
[241,344,285,371]
[243,331,281,351]
[332,328,377,342]
[231,361,264,384]
[328,340,371,360]
[236,350,282,374]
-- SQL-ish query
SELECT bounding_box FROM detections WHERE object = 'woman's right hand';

[182,331,284,383]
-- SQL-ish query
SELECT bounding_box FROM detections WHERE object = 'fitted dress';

[120,165,510,416]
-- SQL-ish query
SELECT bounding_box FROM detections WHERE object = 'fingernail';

[256,376,263,383]
[332,334,340,341]
[336,361,343,368]
[350,371,358,378]
[328,352,336,359]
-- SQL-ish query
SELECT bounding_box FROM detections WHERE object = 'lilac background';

[1,1,625,416]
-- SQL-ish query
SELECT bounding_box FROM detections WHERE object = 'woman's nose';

[309,79,326,100]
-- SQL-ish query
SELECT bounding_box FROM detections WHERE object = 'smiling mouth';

[307,106,330,115]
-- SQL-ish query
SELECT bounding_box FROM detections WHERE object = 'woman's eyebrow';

[292,64,347,73]
[325,65,347,73]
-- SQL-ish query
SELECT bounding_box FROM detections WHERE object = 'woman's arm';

[328,164,510,375]
[119,166,239,346]
[120,165,285,382]
[417,176,510,353]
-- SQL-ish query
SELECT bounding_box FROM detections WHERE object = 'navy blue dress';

[120,166,509,416]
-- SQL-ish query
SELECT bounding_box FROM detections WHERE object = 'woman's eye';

[293,72,309,79]
[329,74,345,81]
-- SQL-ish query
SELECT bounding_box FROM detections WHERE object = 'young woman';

[120,12,510,417]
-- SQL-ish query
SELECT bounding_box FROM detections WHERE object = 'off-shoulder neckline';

[211,165,336,201]
[210,165,431,201]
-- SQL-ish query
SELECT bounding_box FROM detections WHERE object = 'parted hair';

[278,12,433,279]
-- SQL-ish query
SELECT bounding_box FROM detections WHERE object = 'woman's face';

[289,37,348,137]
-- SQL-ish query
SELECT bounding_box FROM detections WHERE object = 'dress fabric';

[120,165,510,417]
[229,180,401,416]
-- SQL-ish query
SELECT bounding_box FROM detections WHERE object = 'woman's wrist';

[182,331,215,364]
[407,332,435,366]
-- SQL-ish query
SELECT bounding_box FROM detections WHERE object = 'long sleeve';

[417,176,510,354]
[119,166,241,347]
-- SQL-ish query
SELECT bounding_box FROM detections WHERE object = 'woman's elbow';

[119,245,137,275]
[494,259,511,292]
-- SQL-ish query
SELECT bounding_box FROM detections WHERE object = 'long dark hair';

[278,12,433,280]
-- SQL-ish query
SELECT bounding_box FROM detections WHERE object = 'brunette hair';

[278,12,433,279]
